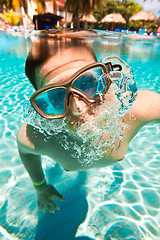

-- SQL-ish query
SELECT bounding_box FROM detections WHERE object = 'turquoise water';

[0,31,160,240]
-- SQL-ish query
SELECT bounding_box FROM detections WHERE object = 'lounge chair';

[138,29,147,35]
[114,28,121,32]
[128,30,136,34]
[121,29,128,34]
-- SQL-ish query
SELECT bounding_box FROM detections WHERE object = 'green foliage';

[65,0,158,31]
[117,0,143,20]
[65,0,100,28]
[93,0,143,30]
[66,0,91,14]
[128,21,158,32]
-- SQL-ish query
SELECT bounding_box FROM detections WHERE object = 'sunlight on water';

[0,31,160,239]
[76,125,160,239]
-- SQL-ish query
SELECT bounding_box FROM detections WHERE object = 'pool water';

[0,31,160,240]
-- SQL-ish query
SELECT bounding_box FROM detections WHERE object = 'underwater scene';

[0,31,160,240]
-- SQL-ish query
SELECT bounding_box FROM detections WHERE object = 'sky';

[135,0,160,17]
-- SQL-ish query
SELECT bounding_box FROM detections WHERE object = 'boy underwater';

[17,34,160,213]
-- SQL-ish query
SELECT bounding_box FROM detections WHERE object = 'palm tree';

[90,0,102,10]
[0,0,12,12]
[66,0,103,28]
[52,0,57,14]
[66,0,90,28]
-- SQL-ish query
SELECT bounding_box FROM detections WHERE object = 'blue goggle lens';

[34,67,107,116]
[35,88,66,115]
[72,67,106,98]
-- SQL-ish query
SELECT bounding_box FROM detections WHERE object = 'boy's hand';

[36,184,65,213]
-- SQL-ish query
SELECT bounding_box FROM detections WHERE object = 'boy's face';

[36,46,97,120]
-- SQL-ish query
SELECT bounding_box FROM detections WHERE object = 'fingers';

[38,200,45,214]
[48,199,60,211]
[46,200,60,213]
[38,199,60,214]
[54,189,65,201]
[37,185,65,214]
[49,185,65,201]
[57,193,65,201]
[47,206,55,213]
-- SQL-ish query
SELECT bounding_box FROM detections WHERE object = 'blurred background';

[0,0,160,35]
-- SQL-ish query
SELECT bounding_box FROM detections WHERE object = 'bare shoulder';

[131,90,160,124]
[136,90,160,102]
[17,122,35,153]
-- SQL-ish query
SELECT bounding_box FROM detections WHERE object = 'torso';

[17,110,140,171]
[17,90,160,171]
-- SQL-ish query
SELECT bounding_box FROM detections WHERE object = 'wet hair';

[25,34,97,90]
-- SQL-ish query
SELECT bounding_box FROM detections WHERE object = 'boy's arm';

[17,137,65,213]
[132,90,160,124]
[18,148,45,183]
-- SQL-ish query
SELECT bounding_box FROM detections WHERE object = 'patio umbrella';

[80,14,97,29]
[80,14,97,23]
[129,11,158,27]
[101,13,126,31]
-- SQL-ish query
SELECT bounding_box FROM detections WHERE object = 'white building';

[24,0,72,29]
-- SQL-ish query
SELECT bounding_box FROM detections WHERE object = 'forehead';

[38,46,97,86]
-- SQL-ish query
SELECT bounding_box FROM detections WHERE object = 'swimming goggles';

[30,62,121,119]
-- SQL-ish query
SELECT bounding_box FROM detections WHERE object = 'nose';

[68,93,88,116]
